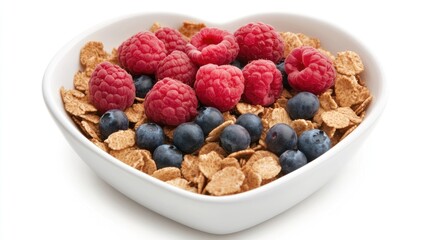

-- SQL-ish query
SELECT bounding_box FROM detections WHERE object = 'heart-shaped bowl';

[42,12,387,234]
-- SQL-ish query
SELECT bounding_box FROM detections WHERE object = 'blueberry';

[153,144,183,169]
[230,59,244,69]
[265,123,297,156]
[298,129,331,161]
[236,113,263,143]
[279,150,308,174]
[194,107,224,136]
[135,123,164,152]
[99,109,129,140]
[220,124,251,154]
[276,60,290,89]
[173,122,204,154]
[286,92,320,120]
[133,74,154,98]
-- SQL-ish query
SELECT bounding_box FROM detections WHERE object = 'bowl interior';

[43,12,387,200]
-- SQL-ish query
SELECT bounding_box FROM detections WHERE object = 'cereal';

[181,154,200,183]
[204,167,245,196]
[279,32,302,57]
[104,129,135,150]
[236,102,264,116]
[179,21,206,39]
[321,110,350,129]
[290,119,315,136]
[251,157,281,180]
[296,33,320,48]
[199,142,226,157]
[152,167,181,181]
[61,20,373,196]
[198,154,222,180]
[166,178,197,193]
[110,148,145,171]
[334,51,364,75]
[205,120,234,142]
[124,103,145,123]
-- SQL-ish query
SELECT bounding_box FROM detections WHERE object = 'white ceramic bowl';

[42,12,387,234]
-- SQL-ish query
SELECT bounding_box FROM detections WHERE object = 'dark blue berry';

[220,124,251,154]
[133,74,154,98]
[230,59,244,69]
[173,122,204,154]
[153,144,183,169]
[99,109,129,140]
[279,150,308,174]
[236,113,263,143]
[135,123,164,152]
[286,92,320,120]
[265,123,297,156]
[276,60,290,89]
[298,129,331,161]
[194,107,224,136]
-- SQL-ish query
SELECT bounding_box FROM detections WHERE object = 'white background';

[1,0,428,239]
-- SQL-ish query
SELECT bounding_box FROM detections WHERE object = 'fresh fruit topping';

[265,123,298,156]
[242,59,283,106]
[275,60,290,89]
[186,27,239,66]
[144,78,198,126]
[118,31,167,75]
[154,27,188,54]
[279,149,308,174]
[89,61,135,114]
[236,113,263,143]
[133,74,154,98]
[286,91,320,120]
[285,46,336,95]
[153,144,183,169]
[194,107,224,136]
[194,64,244,112]
[220,124,251,154]
[298,129,331,161]
[234,22,284,63]
[156,50,197,86]
[135,123,165,152]
[173,122,204,154]
[99,109,129,140]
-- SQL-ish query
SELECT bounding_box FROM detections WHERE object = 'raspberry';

[186,27,239,66]
[234,22,284,63]
[89,62,135,113]
[285,46,336,95]
[156,50,198,86]
[154,27,187,54]
[194,64,244,112]
[144,78,198,126]
[118,31,167,75]
[242,59,283,106]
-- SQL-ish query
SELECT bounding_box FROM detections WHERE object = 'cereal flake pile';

[61,20,372,196]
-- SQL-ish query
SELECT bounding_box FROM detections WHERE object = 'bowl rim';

[42,11,388,203]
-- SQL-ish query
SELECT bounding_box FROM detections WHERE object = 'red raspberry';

[285,46,336,95]
[242,60,283,106]
[234,22,284,63]
[144,78,198,126]
[118,31,167,75]
[156,50,198,86]
[186,27,239,66]
[194,64,244,112]
[89,62,135,114]
[154,27,188,54]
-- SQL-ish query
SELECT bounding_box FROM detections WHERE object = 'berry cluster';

[87,21,338,178]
